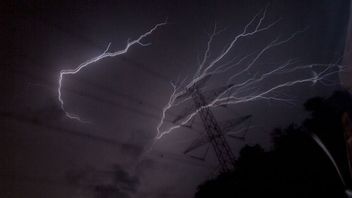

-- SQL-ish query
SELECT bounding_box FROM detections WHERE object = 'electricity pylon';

[190,86,236,173]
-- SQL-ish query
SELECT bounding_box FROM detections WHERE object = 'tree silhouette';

[304,91,352,188]
[195,90,352,198]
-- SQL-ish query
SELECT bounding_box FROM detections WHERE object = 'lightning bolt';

[156,8,345,139]
[58,21,167,122]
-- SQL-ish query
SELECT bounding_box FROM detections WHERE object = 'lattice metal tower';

[190,86,236,173]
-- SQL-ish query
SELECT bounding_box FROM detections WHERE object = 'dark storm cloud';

[66,164,140,198]
[1,0,351,198]
[63,130,154,197]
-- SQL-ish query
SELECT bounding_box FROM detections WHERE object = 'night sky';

[1,0,351,197]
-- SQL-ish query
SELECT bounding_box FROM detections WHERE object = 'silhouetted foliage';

[304,91,352,188]
[195,91,352,198]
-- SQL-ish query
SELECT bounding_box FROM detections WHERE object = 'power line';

[1,111,132,149]
[22,12,171,83]
[3,62,202,134]
[11,12,210,130]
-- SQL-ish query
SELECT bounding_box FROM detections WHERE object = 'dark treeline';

[195,90,352,198]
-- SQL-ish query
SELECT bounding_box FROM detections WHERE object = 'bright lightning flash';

[58,21,166,122]
[156,8,344,139]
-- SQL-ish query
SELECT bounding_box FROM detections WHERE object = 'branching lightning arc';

[58,21,167,122]
[155,8,344,139]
